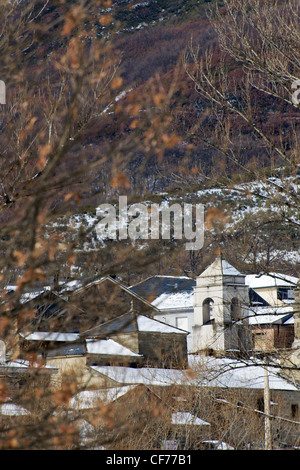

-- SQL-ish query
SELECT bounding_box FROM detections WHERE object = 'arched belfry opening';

[202,298,214,324]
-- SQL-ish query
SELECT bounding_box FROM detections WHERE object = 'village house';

[130,275,195,351]
[246,272,298,307]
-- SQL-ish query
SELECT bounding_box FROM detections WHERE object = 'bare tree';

[183,0,300,272]
[0,0,186,449]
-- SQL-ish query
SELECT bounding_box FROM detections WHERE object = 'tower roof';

[198,255,244,279]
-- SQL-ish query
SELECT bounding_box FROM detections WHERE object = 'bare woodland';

[0,0,299,450]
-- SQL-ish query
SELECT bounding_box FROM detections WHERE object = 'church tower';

[192,255,250,354]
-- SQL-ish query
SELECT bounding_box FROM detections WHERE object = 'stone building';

[80,310,189,369]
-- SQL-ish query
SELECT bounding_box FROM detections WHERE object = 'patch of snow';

[70,386,137,409]
[0,402,30,416]
[137,315,188,333]
[202,440,234,450]
[248,306,294,325]
[246,273,298,288]
[86,338,141,357]
[222,260,243,276]
[152,291,194,310]
[90,366,193,387]
[171,411,210,426]
[20,332,79,342]
[188,356,298,391]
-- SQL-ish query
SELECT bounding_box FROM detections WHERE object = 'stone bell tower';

[192,255,250,354]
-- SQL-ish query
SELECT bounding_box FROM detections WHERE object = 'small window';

[203,298,214,324]
[277,287,295,301]
[257,397,264,412]
[291,404,299,418]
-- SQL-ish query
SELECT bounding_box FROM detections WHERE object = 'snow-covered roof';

[86,338,141,357]
[152,291,194,310]
[221,260,243,276]
[3,284,52,304]
[92,356,298,391]
[90,365,193,387]
[0,402,30,416]
[20,331,79,342]
[248,306,294,325]
[246,273,298,289]
[70,386,137,409]
[81,313,188,339]
[0,359,57,372]
[130,275,195,303]
[188,356,298,391]
[202,440,234,450]
[137,315,188,334]
[171,412,210,426]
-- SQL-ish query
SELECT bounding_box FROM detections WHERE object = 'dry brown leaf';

[205,207,228,229]
[37,143,52,170]
[111,172,131,189]
[110,76,123,90]
[67,37,81,69]
[100,14,113,25]
[130,119,140,129]
[19,117,38,143]
[153,93,165,106]
[61,6,83,36]
[13,249,28,267]
[161,132,181,148]
[0,317,10,335]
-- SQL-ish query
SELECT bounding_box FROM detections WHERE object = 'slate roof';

[80,312,189,338]
[18,275,159,335]
[46,344,86,358]
[221,259,244,276]
[130,275,195,301]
